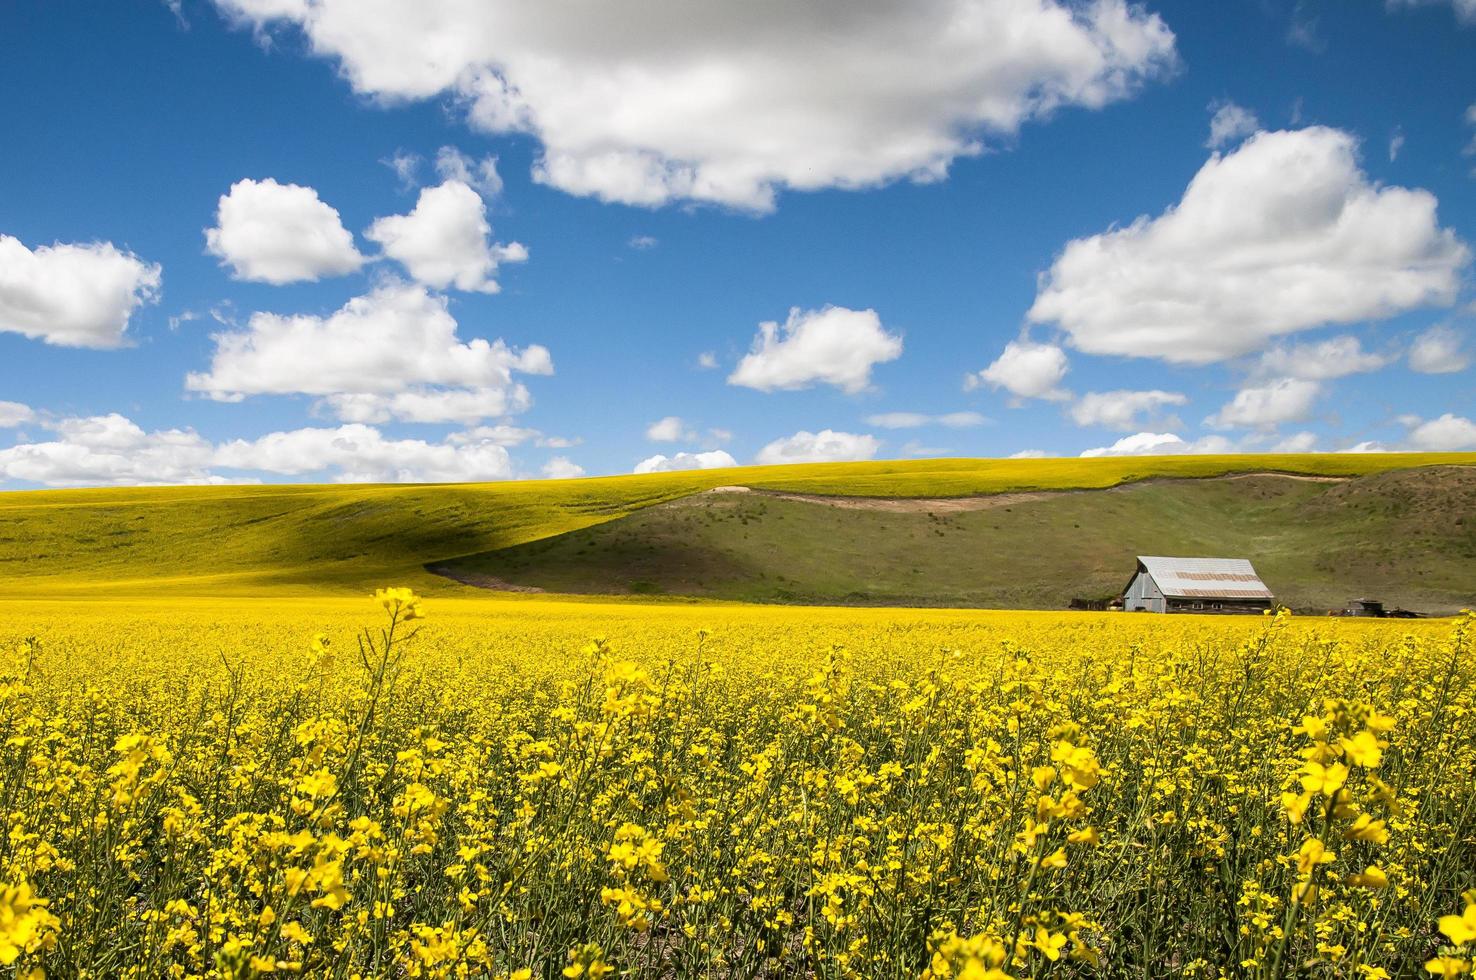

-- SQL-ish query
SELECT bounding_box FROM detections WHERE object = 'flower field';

[2,595,1474,978]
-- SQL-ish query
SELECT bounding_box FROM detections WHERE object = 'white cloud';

[1405,413,1476,450]
[644,415,731,446]
[0,402,35,427]
[383,150,421,189]
[434,146,504,198]
[729,306,902,393]
[1256,335,1394,380]
[1205,378,1321,430]
[0,410,576,487]
[1029,127,1470,364]
[1080,431,1234,457]
[1009,449,1050,458]
[1387,0,1476,24]
[755,429,880,465]
[204,178,365,284]
[646,416,692,442]
[542,456,586,479]
[1206,100,1259,149]
[0,236,162,348]
[1271,431,1318,453]
[1389,128,1405,162]
[697,351,719,370]
[446,424,542,446]
[633,450,738,474]
[186,283,552,423]
[0,413,224,487]
[1069,389,1186,430]
[214,423,516,482]
[1343,440,1389,454]
[866,411,987,429]
[628,235,659,251]
[1408,324,1470,374]
[972,338,1070,402]
[364,180,526,293]
[211,0,1176,211]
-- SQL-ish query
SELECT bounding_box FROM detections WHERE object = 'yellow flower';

[1440,903,1476,946]
[374,587,425,621]
[1068,826,1100,846]
[1425,957,1472,978]
[1295,837,1335,874]
[1344,813,1390,845]
[0,879,61,967]
[1299,760,1348,796]
[1032,925,1068,962]
[1349,865,1388,889]
[1340,730,1384,768]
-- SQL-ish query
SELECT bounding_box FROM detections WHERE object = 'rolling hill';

[1,452,1472,603]
[433,466,1476,613]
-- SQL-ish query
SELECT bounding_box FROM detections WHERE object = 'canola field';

[2,594,1474,979]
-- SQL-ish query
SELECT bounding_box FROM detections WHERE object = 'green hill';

[0,452,1471,600]
[434,466,1476,614]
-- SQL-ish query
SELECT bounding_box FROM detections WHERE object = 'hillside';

[0,453,1471,599]
[435,466,1476,614]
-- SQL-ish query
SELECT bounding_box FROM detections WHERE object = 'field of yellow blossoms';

[1,593,1473,979]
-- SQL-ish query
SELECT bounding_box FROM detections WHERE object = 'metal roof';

[1137,556,1274,600]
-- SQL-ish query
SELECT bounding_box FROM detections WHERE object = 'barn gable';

[1136,556,1273,600]
[1122,556,1275,614]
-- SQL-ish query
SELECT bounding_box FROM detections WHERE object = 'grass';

[0,452,1471,598]
[440,467,1476,613]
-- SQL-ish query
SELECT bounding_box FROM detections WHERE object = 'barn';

[1120,556,1275,614]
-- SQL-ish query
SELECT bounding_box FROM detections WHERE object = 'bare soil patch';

[426,563,547,592]
[698,471,1349,513]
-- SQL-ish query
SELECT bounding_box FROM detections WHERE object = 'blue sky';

[1,0,1473,486]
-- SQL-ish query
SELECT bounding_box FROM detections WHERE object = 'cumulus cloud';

[633,450,738,473]
[434,147,504,198]
[1205,378,1321,430]
[1271,431,1319,453]
[0,413,224,487]
[1206,100,1259,149]
[364,181,526,293]
[1080,431,1234,457]
[0,411,563,487]
[865,411,987,429]
[729,306,902,393]
[646,416,692,442]
[205,178,365,283]
[1069,389,1186,430]
[211,0,1176,211]
[1029,127,1470,364]
[186,283,552,423]
[644,416,731,446]
[970,338,1070,402]
[1405,413,1476,450]
[754,429,880,465]
[1256,335,1394,380]
[214,423,517,482]
[0,236,161,348]
[1408,324,1471,374]
[696,352,719,370]
[542,456,586,479]
[0,402,35,427]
